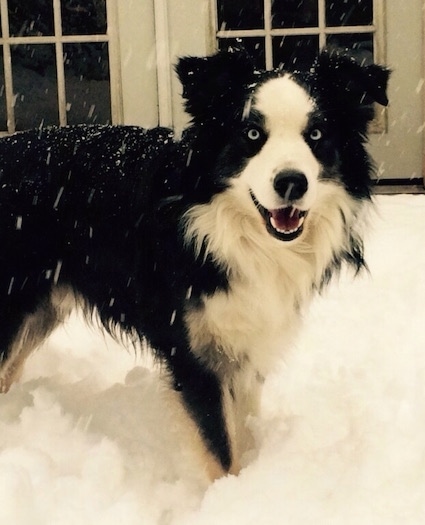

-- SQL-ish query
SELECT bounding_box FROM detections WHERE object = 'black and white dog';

[0,48,389,479]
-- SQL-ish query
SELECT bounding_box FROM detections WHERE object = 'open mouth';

[250,191,308,241]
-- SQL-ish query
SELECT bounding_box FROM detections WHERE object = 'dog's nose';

[273,170,308,202]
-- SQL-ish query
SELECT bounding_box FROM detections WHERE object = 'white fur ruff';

[183,181,363,378]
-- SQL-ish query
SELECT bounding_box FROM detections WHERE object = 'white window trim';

[0,0,123,135]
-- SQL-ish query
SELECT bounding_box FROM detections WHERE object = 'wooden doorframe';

[154,0,173,127]
[423,5,425,184]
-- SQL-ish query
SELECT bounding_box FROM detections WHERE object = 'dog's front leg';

[168,348,238,479]
[225,368,264,468]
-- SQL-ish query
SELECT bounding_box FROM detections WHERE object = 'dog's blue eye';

[309,128,322,141]
[247,128,261,141]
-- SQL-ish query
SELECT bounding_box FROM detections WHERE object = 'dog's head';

[176,48,389,244]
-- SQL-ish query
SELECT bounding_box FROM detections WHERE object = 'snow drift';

[0,194,424,524]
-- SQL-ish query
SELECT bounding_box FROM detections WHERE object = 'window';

[0,0,122,135]
[214,0,384,71]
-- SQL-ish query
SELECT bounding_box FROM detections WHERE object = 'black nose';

[273,170,308,202]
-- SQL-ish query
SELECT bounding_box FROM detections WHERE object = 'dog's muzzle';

[250,170,309,242]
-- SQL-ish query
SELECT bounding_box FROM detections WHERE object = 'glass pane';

[326,33,374,63]
[273,35,319,70]
[64,43,111,125]
[217,0,264,30]
[272,0,318,29]
[12,44,59,130]
[61,0,107,36]
[0,48,7,130]
[218,38,266,70]
[8,0,54,37]
[326,0,373,27]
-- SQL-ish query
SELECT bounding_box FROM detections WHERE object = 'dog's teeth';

[270,217,299,235]
[270,215,305,235]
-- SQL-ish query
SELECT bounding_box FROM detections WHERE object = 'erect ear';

[175,48,256,121]
[313,47,390,108]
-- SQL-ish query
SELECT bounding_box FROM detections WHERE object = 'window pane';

[8,0,54,37]
[12,44,59,130]
[273,35,319,70]
[218,37,266,70]
[326,0,373,27]
[61,0,107,36]
[64,43,111,125]
[217,0,264,30]
[0,48,7,130]
[272,0,318,29]
[326,33,374,63]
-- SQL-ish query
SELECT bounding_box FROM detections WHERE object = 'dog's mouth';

[250,191,308,241]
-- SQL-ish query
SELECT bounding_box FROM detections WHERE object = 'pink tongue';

[270,207,300,231]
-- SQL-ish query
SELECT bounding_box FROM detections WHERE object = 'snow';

[1,194,425,524]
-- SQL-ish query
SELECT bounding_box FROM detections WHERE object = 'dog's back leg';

[0,290,68,393]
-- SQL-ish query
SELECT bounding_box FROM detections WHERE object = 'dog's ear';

[175,49,255,121]
[313,47,390,108]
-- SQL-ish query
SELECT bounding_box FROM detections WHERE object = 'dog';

[0,47,389,479]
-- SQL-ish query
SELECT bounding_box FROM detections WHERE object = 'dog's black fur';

[0,48,389,477]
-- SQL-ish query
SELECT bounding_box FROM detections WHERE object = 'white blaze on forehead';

[238,73,320,212]
[253,75,314,133]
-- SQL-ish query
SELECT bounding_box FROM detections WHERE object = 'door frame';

[423,6,425,184]
[154,0,173,127]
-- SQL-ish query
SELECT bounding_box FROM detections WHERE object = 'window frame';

[0,0,123,135]
[214,0,385,68]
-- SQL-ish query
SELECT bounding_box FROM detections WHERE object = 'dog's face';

[176,49,389,244]
[238,74,320,241]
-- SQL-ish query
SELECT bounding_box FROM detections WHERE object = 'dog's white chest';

[185,269,305,377]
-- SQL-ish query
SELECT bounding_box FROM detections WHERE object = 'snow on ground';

[0,194,424,524]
